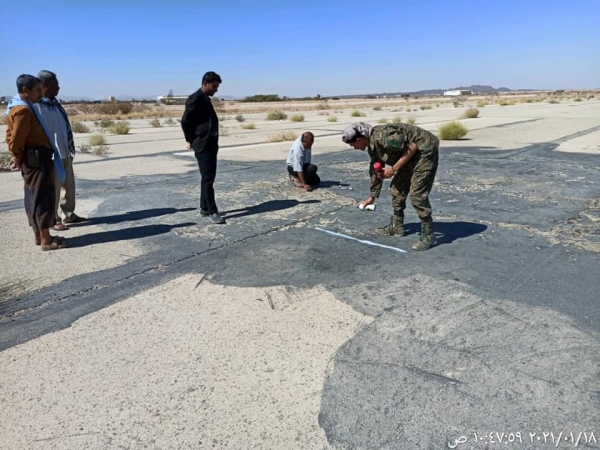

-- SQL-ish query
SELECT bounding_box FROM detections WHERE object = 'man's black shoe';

[200,209,210,217]
[209,212,226,224]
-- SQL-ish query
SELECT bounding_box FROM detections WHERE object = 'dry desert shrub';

[110,121,130,135]
[0,152,11,171]
[71,121,90,133]
[97,102,134,115]
[290,114,305,122]
[89,134,106,146]
[93,144,109,156]
[574,97,582,102]
[78,144,92,153]
[549,99,559,104]
[220,125,228,136]
[438,121,468,140]
[235,114,245,122]
[316,104,330,110]
[406,117,416,125]
[149,118,162,127]
[392,116,402,124]
[461,108,480,119]
[499,99,516,106]
[476,100,487,108]
[241,122,256,129]
[267,111,287,120]
[350,110,365,117]
[95,118,115,132]
[327,116,338,122]
[420,105,432,110]
[378,118,389,124]
[373,106,382,111]
[164,118,177,126]
[267,131,297,142]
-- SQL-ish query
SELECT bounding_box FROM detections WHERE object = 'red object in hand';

[373,162,383,172]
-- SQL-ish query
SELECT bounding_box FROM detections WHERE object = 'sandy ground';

[0,274,371,449]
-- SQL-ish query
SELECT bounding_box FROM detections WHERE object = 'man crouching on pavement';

[286,132,320,191]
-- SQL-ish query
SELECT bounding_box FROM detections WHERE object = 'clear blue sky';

[1,0,598,99]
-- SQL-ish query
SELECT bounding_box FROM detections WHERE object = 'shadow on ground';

[403,221,488,245]
[221,200,321,219]
[66,223,195,247]
[69,207,195,226]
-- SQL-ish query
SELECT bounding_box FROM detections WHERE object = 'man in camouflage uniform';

[342,122,439,251]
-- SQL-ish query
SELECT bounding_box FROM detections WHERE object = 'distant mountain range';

[0,86,561,105]
[335,85,536,99]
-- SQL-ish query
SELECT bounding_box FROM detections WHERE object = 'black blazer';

[181,88,218,151]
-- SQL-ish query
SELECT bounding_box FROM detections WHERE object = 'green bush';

[327,116,338,122]
[95,118,115,129]
[110,121,130,134]
[438,121,468,140]
[290,114,305,122]
[267,111,287,120]
[420,105,432,110]
[350,110,365,117]
[71,121,90,133]
[89,134,106,146]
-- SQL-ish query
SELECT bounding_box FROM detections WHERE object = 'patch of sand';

[0,274,371,449]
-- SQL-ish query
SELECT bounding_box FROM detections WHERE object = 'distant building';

[444,90,472,96]
[107,96,116,102]
[156,95,188,105]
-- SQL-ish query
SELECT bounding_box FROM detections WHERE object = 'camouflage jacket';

[367,124,439,198]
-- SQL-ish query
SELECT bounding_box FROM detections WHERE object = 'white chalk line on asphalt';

[311,226,407,254]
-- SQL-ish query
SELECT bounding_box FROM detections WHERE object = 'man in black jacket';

[181,71,225,224]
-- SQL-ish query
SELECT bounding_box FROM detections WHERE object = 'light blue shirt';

[34,102,71,159]
[286,137,312,172]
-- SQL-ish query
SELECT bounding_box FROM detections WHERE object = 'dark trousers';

[287,163,320,186]
[193,136,219,214]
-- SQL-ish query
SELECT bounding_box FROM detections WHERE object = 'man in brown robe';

[5,74,67,250]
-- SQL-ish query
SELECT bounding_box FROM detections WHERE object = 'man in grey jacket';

[35,70,86,230]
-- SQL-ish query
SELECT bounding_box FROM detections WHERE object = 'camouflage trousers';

[390,148,438,221]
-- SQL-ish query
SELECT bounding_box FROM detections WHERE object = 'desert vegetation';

[461,108,480,119]
[438,121,468,140]
[71,121,90,133]
[267,131,297,142]
[267,111,288,121]
[110,121,130,135]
